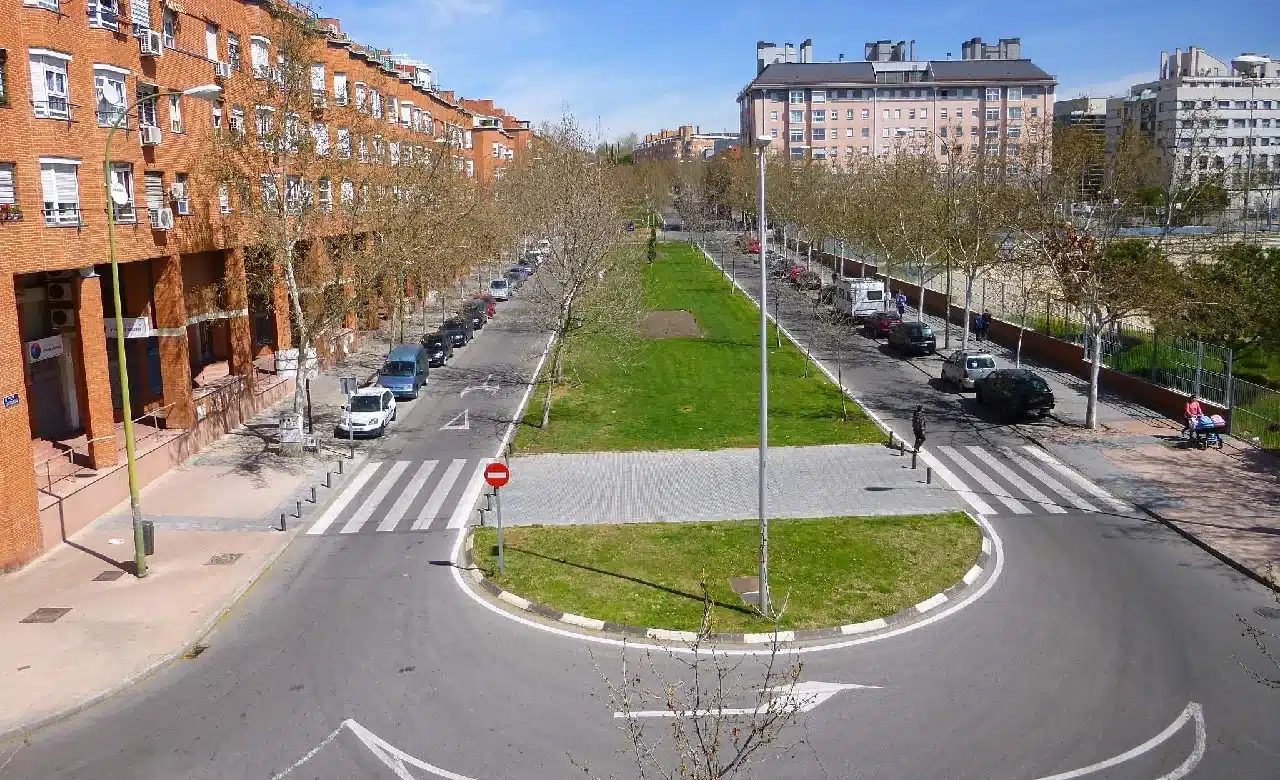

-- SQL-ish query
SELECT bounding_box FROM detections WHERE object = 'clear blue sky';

[318,0,1279,141]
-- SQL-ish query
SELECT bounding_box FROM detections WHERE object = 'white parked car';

[941,350,997,391]
[335,387,397,438]
[489,277,511,301]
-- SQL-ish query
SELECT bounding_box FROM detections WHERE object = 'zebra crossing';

[306,458,490,536]
[929,444,1132,517]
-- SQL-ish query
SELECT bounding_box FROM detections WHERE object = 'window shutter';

[54,165,78,204]
[0,165,15,205]
[310,63,324,90]
[131,0,151,29]
[29,57,48,108]
[145,172,164,209]
[40,164,57,205]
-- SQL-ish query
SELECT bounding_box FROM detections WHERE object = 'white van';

[832,278,886,321]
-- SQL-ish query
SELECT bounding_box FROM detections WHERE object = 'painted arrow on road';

[461,374,500,397]
[613,680,881,719]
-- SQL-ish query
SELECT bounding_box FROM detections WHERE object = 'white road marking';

[1031,702,1205,780]
[966,446,1066,514]
[998,446,1099,512]
[440,409,469,431]
[460,373,499,397]
[377,460,438,532]
[446,460,489,529]
[411,459,466,531]
[304,457,372,536]
[915,593,948,613]
[1022,446,1129,511]
[614,681,882,719]
[962,564,983,585]
[339,461,409,534]
[938,446,1031,514]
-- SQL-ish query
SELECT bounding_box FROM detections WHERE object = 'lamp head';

[182,84,223,102]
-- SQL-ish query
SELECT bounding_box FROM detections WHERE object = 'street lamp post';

[103,83,222,578]
[752,134,772,617]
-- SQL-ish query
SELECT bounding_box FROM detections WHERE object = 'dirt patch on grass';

[639,310,702,339]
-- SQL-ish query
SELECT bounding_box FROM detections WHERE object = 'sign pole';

[483,461,512,574]
[496,487,505,575]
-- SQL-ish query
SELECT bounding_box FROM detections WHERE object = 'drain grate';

[94,570,125,582]
[205,553,243,566]
[21,607,71,624]
[1255,606,1280,620]
[183,644,209,659]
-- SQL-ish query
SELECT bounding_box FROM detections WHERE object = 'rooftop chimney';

[909,39,916,61]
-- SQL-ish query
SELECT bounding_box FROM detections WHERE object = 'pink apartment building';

[738,38,1057,163]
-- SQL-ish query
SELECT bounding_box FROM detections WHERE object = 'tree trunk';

[943,261,952,349]
[540,340,563,429]
[961,272,974,353]
[1017,293,1029,368]
[917,264,926,322]
[1086,319,1103,430]
[837,346,847,421]
[282,247,308,416]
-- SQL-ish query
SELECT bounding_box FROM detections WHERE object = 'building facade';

[633,125,739,163]
[0,0,528,571]
[1102,47,1280,211]
[738,37,1057,164]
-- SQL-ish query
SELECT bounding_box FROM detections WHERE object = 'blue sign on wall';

[3,393,20,409]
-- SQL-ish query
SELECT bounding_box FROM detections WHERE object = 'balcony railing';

[112,204,136,223]
[97,108,128,128]
[43,206,83,226]
[34,97,70,120]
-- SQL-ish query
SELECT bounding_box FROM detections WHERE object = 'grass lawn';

[514,242,882,454]
[473,513,980,633]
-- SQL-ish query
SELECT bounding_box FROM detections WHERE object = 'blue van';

[377,344,429,399]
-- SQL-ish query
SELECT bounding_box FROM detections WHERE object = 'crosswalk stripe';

[998,446,1098,512]
[339,461,410,534]
[377,460,439,532]
[1021,446,1129,511]
[305,457,374,535]
[919,450,996,515]
[965,446,1066,514]
[938,446,1031,515]
[447,460,490,529]
[411,459,466,531]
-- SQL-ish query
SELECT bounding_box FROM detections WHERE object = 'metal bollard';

[898,441,905,457]
[325,471,332,488]
[310,485,317,503]
[280,513,287,531]
[888,431,896,448]
[911,450,918,469]
[349,443,356,459]
[337,459,344,475]
[296,500,302,518]
[927,467,933,485]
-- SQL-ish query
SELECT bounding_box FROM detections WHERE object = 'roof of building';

[748,58,1055,89]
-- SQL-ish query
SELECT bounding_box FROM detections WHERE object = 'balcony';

[111,204,136,224]
[34,97,70,121]
[43,206,83,227]
[311,89,327,109]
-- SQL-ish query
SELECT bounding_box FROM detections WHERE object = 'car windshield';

[349,395,382,412]
[918,327,933,337]
[1021,374,1051,391]
[444,319,464,329]
[967,357,996,369]
[491,280,508,288]
[381,361,416,377]
[426,337,444,348]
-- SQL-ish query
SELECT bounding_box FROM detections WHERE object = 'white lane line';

[305,458,374,536]
[377,460,438,532]
[339,461,409,534]
[1022,446,1129,511]
[446,460,490,529]
[411,459,466,531]
[1031,702,1205,780]
[966,446,1066,514]
[938,446,1031,515]
[998,446,1098,512]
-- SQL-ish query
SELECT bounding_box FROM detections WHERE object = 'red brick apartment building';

[0,0,531,570]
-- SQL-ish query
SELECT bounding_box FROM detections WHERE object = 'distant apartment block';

[633,126,740,162]
[738,37,1057,163]
[1101,47,1280,207]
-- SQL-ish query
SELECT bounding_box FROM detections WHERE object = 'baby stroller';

[1182,414,1226,450]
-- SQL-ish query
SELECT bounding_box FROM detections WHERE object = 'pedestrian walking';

[980,310,992,341]
[896,291,907,316]
[911,404,927,453]
[974,311,987,342]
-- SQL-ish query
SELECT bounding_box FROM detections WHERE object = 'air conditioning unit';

[213,61,233,80]
[175,198,192,216]
[46,282,74,303]
[140,30,163,57]
[140,125,162,146]
[150,207,174,230]
[50,307,77,330]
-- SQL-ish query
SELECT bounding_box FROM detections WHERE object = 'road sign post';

[484,462,511,574]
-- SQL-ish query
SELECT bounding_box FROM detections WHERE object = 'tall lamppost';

[751,133,773,616]
[104,83,222,578]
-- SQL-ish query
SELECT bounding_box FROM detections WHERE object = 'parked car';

[489,277,511,301]
[471,292,497,318]
[975,369,1056,419]
[335,387,397,438]
[886,322,937,355]
[793,270,822,291]
[463,299,487,330]
[510,265,531,282]
[421,333,453,367]
[376,344,429,399]
[440,317,473,347]
[941,350,997,391]
[747,239,761,254]
[863,310,903,338]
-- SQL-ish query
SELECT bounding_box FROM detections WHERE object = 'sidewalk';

[0,328,395,741]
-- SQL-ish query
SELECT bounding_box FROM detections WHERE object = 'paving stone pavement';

[500,444,961,526]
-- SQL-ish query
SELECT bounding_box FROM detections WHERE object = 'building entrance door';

[28,357,69,439]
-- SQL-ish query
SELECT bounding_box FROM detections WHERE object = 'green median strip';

[514,242,882,454]
[473,513,980,633]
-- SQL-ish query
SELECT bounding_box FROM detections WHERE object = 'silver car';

[942,350,997,390]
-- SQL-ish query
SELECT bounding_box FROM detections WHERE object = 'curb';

[0,524,301,745]
[457,515,995,646]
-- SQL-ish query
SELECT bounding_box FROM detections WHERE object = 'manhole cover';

[21,607,71,624]
[205,553,243,566]
[1254,606,1280,620]
[94,570,124,582]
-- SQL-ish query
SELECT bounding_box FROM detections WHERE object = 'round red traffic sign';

[484,462,510,488]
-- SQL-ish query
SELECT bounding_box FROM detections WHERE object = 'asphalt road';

[2,249,1277,779]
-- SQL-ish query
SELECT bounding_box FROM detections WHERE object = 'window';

[218,182,231,214]
[143,171,163,209]
[211,101,222,129]
[812,109,825,122]
[255,106,273,145]
[770,110,778,121]
[770,128,778,138]
[1232,119,1246,128]
[227,33,241,70]
[985,87,1001,102]
[1008,106,1023,121]
[250,37,270,77]
[128,0,150,33]
[909,109,916,119]
[985,126,999,137]
[846,109,854,120]
[283,113,300,151]
[812,148,827,160]
[94,66,128,128]
[940,126,948,137]
[389,141,400,165]
[371,89,382,118]
[135,83,157,127]
[1029,106,1039,117]
[790,148,805,159]
[358,136,368,162]
[354,82,366,112]
[1234,101,1246,109]
[387,96,397,124]
[860,109,868,120]
[0,50,7,107]
[811,128,826,141]
[0,164,14,209]
[29,51,71,119]
[311,122,329,155]
[882,108,889,120]
[333,73,348,105]
[172,172,189,212]
[845,128,854,138]
[811,90,825,103]
[789,129,803,142]
[168,94,183,132]
[1007,126,1021,138]
[261,175,279,209]
[920,108,927,119]
[317,178,332,212]
[882,128,890,138]
[894,109,901,119]
[340,179,354,205]
[40,158,81,225]
[970,126,978,136]
[162,8,177,49]
[985,108,999,121]
[88,0,121,31]
[789,89,804,104]
[229,104,244,134]
[205,23,219,61]
[861,127,869,137]
[790,109,803,123]
[1007,87,1022,101]
[285,176,306,214]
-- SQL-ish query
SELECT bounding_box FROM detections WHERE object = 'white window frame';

[169,93,183,133]
[337,127,352,159]
[39,157,81,226]
[29,50,72,120]
[0,163,15,208]
[317,177,332,212]
[94,64,129,128]
[218,182,231,214]
[985,108,999,121]
[985,87,1001,102]
[212,101,223,129]
[789,89,804,104]
[229,104,245,134]
[162,8,177,49]
[333,73,348,104]
[25,0,61,12]
[811,90,825,103]
[227,33,241,70]
[88,0,122,32]
[205,23,219,61]
[311,121,329,155]
[1007,87,1022,101]
[1008,106,1023,121]
[249,36,270,78]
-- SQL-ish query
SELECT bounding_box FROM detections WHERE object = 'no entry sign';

[484,462,511,488]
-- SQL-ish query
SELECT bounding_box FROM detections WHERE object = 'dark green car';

[975,369,1055,419]
[887,322,936,355]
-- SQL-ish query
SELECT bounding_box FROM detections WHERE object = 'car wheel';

[975,387,985,404]
[391,408,398,421]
